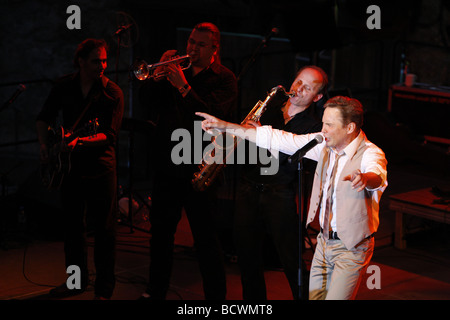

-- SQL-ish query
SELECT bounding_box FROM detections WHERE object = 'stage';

[1,162,450,302]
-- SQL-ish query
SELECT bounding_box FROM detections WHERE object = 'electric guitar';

[40,118,99,190]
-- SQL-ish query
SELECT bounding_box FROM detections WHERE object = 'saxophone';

[191,85,295,191]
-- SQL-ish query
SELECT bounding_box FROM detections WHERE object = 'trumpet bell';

[132,55,191,81]
[133,60,150,80]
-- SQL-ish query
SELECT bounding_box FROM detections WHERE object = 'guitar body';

[40,119,98,190]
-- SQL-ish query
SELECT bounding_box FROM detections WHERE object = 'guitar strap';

[69,77,109,133]
[70,98,94,133]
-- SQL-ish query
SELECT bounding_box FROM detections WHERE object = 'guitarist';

[36,38,124,300]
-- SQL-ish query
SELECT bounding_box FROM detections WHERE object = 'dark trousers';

[61,168,117,298]
[146,175,226,300]
[234,178,299,300]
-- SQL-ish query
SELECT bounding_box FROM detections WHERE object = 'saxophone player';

[229,66,327,300]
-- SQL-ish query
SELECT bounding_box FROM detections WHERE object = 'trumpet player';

[138,22,237,300]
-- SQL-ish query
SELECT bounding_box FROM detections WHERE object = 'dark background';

[1,0,449,230]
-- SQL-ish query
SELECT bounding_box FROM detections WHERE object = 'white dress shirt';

[255,126,388,233]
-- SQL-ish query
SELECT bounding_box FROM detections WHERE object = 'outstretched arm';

[342,170,383,192]
[195,112,258,143]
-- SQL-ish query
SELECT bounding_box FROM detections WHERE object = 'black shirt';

[241,98,323,185]
[36,73,124,174]
[139,60,238,178]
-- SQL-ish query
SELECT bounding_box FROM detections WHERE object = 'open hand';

[342,169,366,192]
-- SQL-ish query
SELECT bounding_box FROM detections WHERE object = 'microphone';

[1,84,26,112]
[263,27,279,44]
[288,134,323,164]
[114,24,132,36]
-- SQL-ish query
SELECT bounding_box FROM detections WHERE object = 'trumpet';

[133,54,191,80]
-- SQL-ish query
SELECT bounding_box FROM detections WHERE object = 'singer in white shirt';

[257,127,387,235]
[197,96,388,299]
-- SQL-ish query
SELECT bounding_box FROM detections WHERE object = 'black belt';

[242,177,294,193]
[321,228,340,240]
[320,228,376,241]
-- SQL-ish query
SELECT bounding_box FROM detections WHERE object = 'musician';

[138,22,238,300]
[36,38,124,300]
[197,96,388,300]
[234,66,326,300]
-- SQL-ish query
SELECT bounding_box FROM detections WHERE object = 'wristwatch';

[178,83,191,95]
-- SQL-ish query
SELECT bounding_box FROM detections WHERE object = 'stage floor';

[1,163,450,303]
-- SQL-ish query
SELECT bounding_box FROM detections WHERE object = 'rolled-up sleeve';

[362,143,388,191]
[256,126,323,161]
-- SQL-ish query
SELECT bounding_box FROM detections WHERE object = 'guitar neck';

[63,119,98,144]
[65,134,79,144]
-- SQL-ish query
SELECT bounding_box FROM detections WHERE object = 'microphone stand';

[113,25,150,234]
[1,85,26,114]
[237,28,278,83]
[291,154,306,300]
[233,27,279,247]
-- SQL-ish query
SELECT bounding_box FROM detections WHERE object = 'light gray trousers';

[309,233,374,300]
